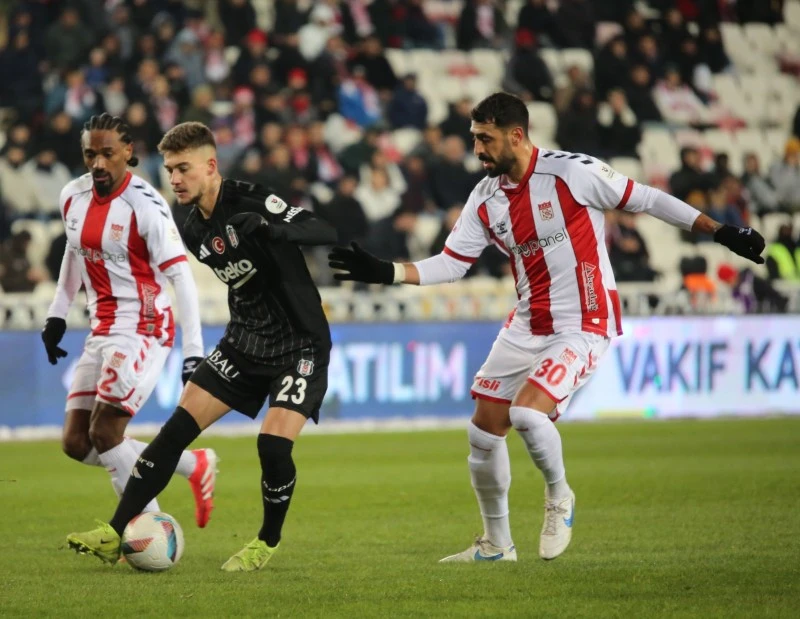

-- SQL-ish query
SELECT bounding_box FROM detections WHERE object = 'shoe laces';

[543,499,568,536]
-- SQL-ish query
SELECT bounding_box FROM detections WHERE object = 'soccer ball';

[121,511,184,571]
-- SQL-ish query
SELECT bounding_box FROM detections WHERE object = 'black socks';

[257,434,296,547]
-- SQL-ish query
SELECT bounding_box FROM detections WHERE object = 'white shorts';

[470,329,610,421]
[66,333,171,415]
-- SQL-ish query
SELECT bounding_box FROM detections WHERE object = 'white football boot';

[439,536,517,562]
[539,489,575,560]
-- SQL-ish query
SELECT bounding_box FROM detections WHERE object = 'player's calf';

[257,434,296,547]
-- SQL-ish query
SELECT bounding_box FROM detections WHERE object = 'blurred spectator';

[165,29,205,90]
[456,0,508,51]
[182,84,216,126]
[768,138,800,212]
[553,65,592,114]
[24,147,71,220]
[606,211,658,282]
[502,30,554,103]
[232,29,269,87]
[45,7,93,71]
[213,124,247,177]
[204,30,231,85]
[125,102,161,155]
[355,166,402,223]
[623,9,651,52]
[309,35,349,115]
[307,121,344,186]
[765,223,799,281]
[272,0,310,49]
[597,89,641,159]
[248,63,275,100]
[153,13,178,58]
[717,263,788,314]
[701,26,731,74]
[100,33,126,75]
[410,125,444,168]
[231,148,270,188]
[0,230,46,292]
[109,5,138,62]
[44,112,82,174]
[256,90,292,126]
[653,66,709,126]
[556,89,599,156]
[100,76,130,118]
[516,0,558,49]
[670,147,714,201]
[360,151,407,198]
[429,136,481,210]
[128,33,159,74]
[741,153,780,216]
[1,124,33,157]
[625,64,662,122]
[661,8,690,57]
[285,124,316,182]
[258,122,284,156]
[45,68,99,125]
[674,36,713,102]
[399,155,434,214]
[299,3,337,62]
[337,65,381,128]
[365,209,419,262]
[440,98,475,149]
[553,0,596,49]
[710,152,734,186]
[0,146,35,220]
[46,232,68,282]
[317,175,369,245]
[228,87,258,147]
[128,58,160,102]
[707,184,745,228]
[633,34,664,80]
[149,74,180,133]
[219,0,258,46]
[680,255,716,308]
[736,0,784,25]
[595,36,630,100]
[349,35,397,97]
[0,29,42,120]
[339,126,381,175]
[388,74,428,130]
[404,0,444,49]
[263,144,299,197]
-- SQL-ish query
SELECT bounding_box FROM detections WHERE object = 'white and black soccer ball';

[121,511,184,571]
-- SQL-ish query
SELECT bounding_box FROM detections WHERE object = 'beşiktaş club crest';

[297,359,314,376]
[225,224,239,248]
[538,201,554,220]
[110,223,124,241]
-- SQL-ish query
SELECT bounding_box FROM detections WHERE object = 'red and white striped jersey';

[443,148,640,338]
[58,172,187,345]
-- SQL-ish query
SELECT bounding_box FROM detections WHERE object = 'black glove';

[328,242,394,284]
[226,212,270,239]
[714,224,766,265]
[181,356,203,385]
[42,317,68,365]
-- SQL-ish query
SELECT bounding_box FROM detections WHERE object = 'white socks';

[82,448,100,466]
[467,422,513,548]
[510,406,571,500]
[124,437,197,479]
[97,441,160,513]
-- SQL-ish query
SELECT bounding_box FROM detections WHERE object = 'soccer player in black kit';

[67,122,337,571]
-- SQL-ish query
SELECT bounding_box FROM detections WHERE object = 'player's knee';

[62,433,92,462]
[257,434,295,480]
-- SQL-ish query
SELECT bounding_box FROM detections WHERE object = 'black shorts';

[189,339,329,423]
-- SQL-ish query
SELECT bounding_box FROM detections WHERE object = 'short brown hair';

[157,122,216,153]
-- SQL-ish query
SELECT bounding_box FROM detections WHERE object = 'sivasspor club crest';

[538,201,554,221]
[297,359,314,376]
[225,224,239,248]
[111,223,124,241]
[109,351,127,369]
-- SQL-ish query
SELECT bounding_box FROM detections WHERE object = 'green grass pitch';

[1,417,799,618]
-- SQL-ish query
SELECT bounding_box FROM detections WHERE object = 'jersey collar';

[92,171,132,204]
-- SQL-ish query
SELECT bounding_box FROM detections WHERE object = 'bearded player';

[329,93,765,562]
[45,113,217,529]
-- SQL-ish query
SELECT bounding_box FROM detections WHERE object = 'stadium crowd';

[0,0,799,316]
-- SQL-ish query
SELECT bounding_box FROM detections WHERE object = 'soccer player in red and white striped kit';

[42,114,217,528]
[329,92,765,562]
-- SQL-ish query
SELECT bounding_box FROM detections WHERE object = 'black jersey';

[182,179,336,363]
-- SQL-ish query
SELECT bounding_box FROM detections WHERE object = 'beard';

[93,173,113,196]
[481,152,515,178]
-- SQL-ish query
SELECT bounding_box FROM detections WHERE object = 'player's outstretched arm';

[227,209,337,247]
[162,260,205,384]
[42,245,82,364]
[328,242,420,285]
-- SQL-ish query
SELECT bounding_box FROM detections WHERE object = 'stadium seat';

[761,213,792,242]
[11,220,50,268]
[609,157,644,183]
[703,128,736,158]
[787,0,800,32]
[538,49,562,82]
[560,48,594,76]
[385,49,408,77]
[464,76,496,103]
[469,49,506,85]
[391,127,423,155]
[744,23,779,58]
[224,46,240,67]
[527,102,557,140]
[504,0,523,28]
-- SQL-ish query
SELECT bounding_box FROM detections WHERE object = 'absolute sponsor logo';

[140,282,158,318]
[509,227,567,257]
